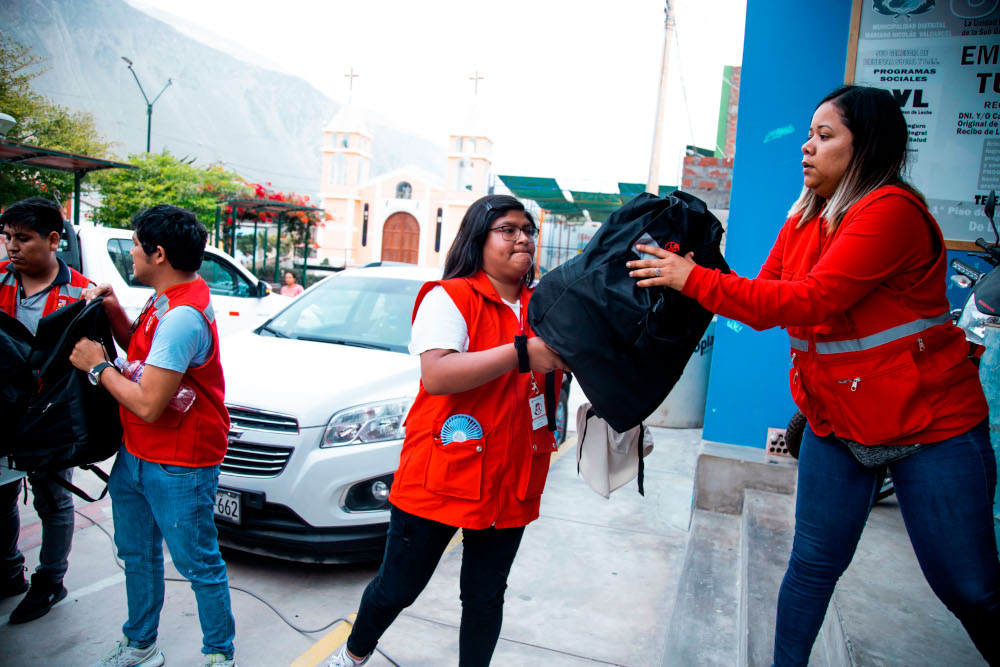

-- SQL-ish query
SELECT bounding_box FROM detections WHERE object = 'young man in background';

[0,196,91,624]
[70,204,236,667]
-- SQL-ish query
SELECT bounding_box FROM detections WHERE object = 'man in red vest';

[69,204,236,667]
[1,196,92,624]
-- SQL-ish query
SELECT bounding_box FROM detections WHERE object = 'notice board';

[848,0,1000,248]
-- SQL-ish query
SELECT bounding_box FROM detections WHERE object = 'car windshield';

[260,275,423,353]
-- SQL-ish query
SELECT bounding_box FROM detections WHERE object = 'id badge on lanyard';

[518,299,547,431]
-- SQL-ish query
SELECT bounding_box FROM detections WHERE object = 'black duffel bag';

[528,191,729,432]
[3,298,122,499]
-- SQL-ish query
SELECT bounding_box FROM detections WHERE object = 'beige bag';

[575,402,654,499]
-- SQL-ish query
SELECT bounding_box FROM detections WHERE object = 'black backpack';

[1,298,122,500]
[528,191,730,432]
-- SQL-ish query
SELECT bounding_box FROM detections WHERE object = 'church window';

[396,182,413,199]
[329,153,347,185]
[456,159,473,191]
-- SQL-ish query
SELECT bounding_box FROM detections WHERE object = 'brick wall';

[682,156,734,209]
[724,66,740,159]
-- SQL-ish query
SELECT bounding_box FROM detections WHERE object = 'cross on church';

[469,70,485,95]
[345,67,359,92]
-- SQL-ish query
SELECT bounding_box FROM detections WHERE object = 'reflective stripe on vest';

[789,313,951,356]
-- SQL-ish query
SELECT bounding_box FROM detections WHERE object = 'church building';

[313,103,492,269]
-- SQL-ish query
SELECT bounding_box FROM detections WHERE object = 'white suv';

[59,225,287,338]
[215,266,437,562]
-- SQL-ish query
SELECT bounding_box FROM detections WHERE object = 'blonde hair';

[788,86,925,233]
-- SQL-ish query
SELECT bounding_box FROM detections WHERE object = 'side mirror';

[985,190,996,225]
[256,281,271,298]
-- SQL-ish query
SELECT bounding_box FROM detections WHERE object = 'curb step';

[741,489,848,667]
[660,509,742,667]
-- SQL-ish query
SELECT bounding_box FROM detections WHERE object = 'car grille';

[226,405,299,433]
[221,442,293,478]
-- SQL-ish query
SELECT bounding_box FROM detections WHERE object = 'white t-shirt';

[409,286,520,355]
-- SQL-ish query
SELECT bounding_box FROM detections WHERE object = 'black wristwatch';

[514,335,530,373]
[87,361,115,387]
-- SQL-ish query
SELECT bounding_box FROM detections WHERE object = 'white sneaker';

[90,637,165,667]
[328,645,370,667]
[203,653,237,666]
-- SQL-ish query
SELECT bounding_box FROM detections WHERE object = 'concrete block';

[693,441,798,515]
[660,510,741,667]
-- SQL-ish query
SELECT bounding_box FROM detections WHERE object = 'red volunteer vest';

[122,277,230,466]
[0,259,91,318]
[389,271,562,529]
[784,186,987,446]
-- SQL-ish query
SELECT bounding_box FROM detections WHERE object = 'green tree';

[90,151,250,230]
[0,34,114,207]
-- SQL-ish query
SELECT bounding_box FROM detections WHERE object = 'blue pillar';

[702,0,855,447]
[980,327,1000,552]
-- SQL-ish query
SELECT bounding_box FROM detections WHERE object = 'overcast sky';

[128,0,747,191]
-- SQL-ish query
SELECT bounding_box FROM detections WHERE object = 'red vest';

[389,271,562,529]
[122,277,230,466]
[0,259,91,319]
[784,186,987,445]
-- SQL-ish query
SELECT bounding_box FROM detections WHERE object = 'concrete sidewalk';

[0,428,990,666]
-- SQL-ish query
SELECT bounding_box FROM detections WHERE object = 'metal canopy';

[0,139,136,174]
[568,191,624,222]
[224,198,323,215]
[220,198,325,286]
[497,175,580,216]
[618,182,678,202]
[500,174,679,222]
[0,138,137,226]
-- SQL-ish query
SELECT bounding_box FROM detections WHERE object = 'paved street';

[0,385,705,667]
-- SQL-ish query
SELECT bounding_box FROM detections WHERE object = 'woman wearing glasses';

[329,195,568,667]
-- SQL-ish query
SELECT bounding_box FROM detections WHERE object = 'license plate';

[215,488,241,525]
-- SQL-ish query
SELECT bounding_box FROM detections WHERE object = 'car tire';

[554,384,569,446]
[785,410,807,459]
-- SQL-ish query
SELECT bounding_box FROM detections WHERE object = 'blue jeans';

[109,446,235,657]
[774,421,1000,666]
[348,505,525,666]
[1,468,75,583]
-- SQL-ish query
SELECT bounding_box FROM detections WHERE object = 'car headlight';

[321,397,413,448]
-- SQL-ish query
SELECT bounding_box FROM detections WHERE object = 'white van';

[57,225,287,338]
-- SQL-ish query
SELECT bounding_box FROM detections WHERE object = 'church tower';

[446,106,492,196]
[318,92,372,266]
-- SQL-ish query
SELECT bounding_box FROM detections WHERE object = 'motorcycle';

[950,190,1000,347]
[783,191,1000,502]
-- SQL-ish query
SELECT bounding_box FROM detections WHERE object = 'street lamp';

[0,112,16,138]
[121,56,172,153]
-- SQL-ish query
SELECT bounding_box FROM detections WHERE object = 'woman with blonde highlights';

[628,85,1000,666]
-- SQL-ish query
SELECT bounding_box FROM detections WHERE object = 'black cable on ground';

[74,508,401,666]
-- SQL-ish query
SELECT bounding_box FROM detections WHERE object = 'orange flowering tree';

[223,182,329,271]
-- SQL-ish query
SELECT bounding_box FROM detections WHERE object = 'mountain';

[1,0,445,195]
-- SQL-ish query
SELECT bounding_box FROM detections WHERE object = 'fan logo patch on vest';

[664,241,680,254]
[440,414,482,444]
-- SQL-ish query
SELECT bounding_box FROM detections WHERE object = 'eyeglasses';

[128,294,156,338]
[488,225,538,242]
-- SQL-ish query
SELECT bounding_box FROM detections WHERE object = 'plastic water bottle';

[114,358,196,413]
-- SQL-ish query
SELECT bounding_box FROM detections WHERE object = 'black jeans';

[347,505,525,667]
[0,469,75,584]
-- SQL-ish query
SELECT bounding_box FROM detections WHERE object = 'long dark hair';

[790,85,923,232]
[443,194,536,286]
